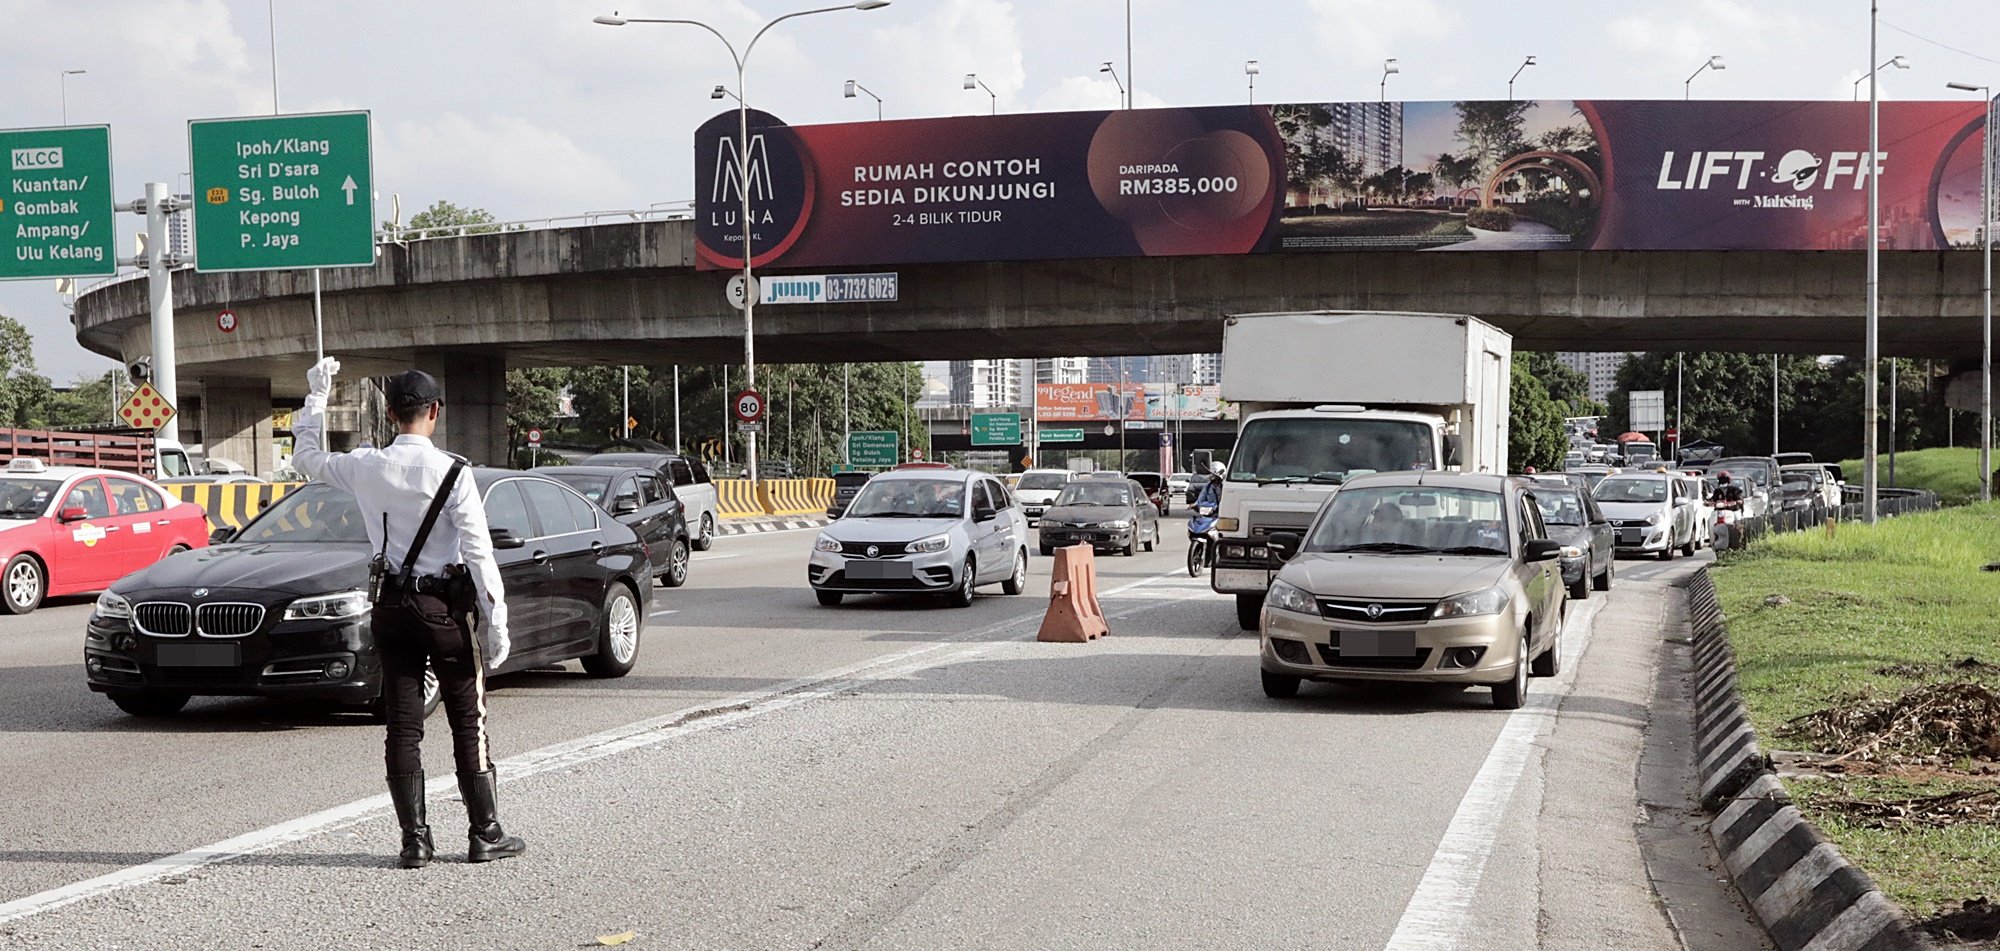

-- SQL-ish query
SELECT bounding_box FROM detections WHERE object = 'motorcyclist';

[1188,462,1225,537]
[1713,471,1746,512]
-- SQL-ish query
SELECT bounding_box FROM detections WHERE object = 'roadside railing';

[1713,486,1941,551]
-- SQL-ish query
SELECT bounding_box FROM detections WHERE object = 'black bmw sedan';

[534,465,689,588]
[83,470,653,718]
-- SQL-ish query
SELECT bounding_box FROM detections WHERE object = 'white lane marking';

[691,553,742,562]
[1380,596,1603,951]
[0,563,1195,926]
[649,609,679,619]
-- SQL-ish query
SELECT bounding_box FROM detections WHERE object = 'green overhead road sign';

[0,125,115,280]
[848,431,899,467]
[189,111,374,272]
[1038,427,1085,443]
[970,412,1021,447]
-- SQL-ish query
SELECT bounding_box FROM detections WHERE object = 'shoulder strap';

[401,460,466,576]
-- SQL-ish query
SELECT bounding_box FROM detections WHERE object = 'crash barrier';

[163,482,303,533]
[1038,544,1108,642]
[716,479,835,518]
[1712,487,1939,552]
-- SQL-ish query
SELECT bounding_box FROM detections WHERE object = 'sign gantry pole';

[144,182,178,421]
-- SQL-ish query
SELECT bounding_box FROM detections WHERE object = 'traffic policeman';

[293,357,527,869]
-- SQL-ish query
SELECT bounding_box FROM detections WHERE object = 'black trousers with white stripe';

[374,591,491,777]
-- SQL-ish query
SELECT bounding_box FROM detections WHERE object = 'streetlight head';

[1100,62,1113,73]
[1708,55,1726,70]
[1245,60,1260,75]
[963,73,978,90]
[1384,58,1400,75]
[1524,55,1536,66]
[711,85,727,100]
[1890,55,1910,70]
[844,79,858,98]
[1947,81,1984,92]
[854,0,890,9]
[64,69,86,76]
[592,14,628,26]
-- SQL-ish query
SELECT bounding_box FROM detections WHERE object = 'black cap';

[385,369,442,417]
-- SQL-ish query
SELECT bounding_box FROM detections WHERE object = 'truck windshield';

[158,451,192,479]
[1228,418,1434,484]
[1306,485,1509,554]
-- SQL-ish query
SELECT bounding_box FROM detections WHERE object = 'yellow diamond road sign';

[118,382,176,431]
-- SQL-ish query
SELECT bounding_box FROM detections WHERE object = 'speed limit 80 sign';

[733,389,765,423]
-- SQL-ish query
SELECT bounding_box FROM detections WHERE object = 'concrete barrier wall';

[164,482,302,532]
[715,479,834,519]
[716,480,763,519]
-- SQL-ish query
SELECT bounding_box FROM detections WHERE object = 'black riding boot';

[457,769,527,863]
[387,772,434,869]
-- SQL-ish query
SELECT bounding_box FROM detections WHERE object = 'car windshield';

[1594,478,1668,503]
[1054,483,1130,507]
[0,478,60,519]
[235,485,371,544]
[1714,460,1773,487]
[1305,485,1509,555]
[1228,417,1434,484]
[544,473,611,503]
[844,478,965,518]
[1018,472,1068,490]
[1170,472,1192,482]
[1779,473,1816,496]
[1534,490,1585,526]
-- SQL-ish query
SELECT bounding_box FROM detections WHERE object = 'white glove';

[306,356,341,401]
[482,623,510,670]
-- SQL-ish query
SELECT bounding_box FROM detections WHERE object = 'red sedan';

[0,458,210,614]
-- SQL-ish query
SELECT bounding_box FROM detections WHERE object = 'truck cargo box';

[1221,311,1510,408]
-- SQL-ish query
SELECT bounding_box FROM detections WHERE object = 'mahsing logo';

[1769,150,1823,190]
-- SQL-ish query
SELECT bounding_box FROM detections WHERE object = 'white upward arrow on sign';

[341,175,358,206]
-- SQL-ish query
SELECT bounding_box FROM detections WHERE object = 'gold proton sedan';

[1259,472,1572,710]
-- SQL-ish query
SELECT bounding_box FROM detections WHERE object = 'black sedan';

[536,465,689,587]
[83,471,653,718]
[1530,483,1614,599]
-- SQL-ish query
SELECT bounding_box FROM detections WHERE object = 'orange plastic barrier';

[1038,544,1109,643]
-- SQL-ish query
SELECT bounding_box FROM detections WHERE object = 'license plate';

[846,560,914,581]
[156,643,240,667]
[1335,630,1416,658]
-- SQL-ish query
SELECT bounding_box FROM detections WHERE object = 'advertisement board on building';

[695,99,1990,271]
[1147,384,1233,420]
[1036,383,1149,422]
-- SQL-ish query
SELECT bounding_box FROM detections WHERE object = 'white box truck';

[1211,311,1513,629]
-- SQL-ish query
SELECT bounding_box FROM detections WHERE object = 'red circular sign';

[733,389,764,423]
[911,447,924,461]
[527,427,543,444]
[217,310,237,333]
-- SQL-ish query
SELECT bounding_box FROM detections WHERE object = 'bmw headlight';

[1433,586,1510,619]
[907,534,951,554]
[814,534,842,553]
[283,591,370,622]
[1264,578,1317,615]
[1643,511,1663,525]
[94,590,132,620]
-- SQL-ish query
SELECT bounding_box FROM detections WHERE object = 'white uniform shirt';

[292,398,509,650]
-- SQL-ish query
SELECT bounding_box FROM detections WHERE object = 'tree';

[0,312,45,427]
[1518,352,1604,417]
[386,200,502,238]
[1605,353,1832,457]
[1453,100,1534,178]
[1509,362,1568,472]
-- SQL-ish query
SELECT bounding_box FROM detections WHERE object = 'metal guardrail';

[1713,486,1941,551]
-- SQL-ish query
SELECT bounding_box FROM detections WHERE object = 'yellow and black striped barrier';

[716,479,764,519]
[163,482,302,533]
[714,479,835,518]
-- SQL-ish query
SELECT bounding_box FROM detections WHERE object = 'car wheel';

[660,537,690,588]
[948,557,976,608]
[1681,534,1696,557]
[1001,548,1027,595]
[815,589,844,607]
[1593,560,1613,591]
[580,583,641,678]
[111,692,191,717]
[2,553,45,615]
[692,513,716,552]
[1039,542,1054,557]
[1531,617,1562,677]
[1492,633,1530,709]
[1657,545,1674,561]
[1122,537,1136,557]
[1142,529,1155,553]
[1261,669,1301,699]
[1567,572,1589,600]
[1236,593,1262,631]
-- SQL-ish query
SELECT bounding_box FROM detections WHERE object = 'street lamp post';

[1865,3,1881,522]
[964,73,997,114]
[1853,55,1910,100]
[1684,54,1725,99]
[58,69,85,125]
[1380,58,1399,102]
[843,79,883,120]
[595,1,892,484]
[1508,56,1535,101]
[1099,62,1127,109]
[1245,60,1259,105]
[1949,80,1995,501]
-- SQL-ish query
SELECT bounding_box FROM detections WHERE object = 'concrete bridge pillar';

[200,378,273,477]
[415,352,508,467]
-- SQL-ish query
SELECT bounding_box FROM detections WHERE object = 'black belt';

[384,574,453,596]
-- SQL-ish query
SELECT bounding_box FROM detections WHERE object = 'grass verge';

[1713,503,2000,922]
[1837,446,1986,506]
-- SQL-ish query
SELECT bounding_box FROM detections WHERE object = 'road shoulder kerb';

[718,515,828,536]
[1681,567,1934,951]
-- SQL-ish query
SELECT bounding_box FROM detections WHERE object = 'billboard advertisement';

[694,99,1990,270]
[1148,384,1233,420]
[1036,383,1149,422]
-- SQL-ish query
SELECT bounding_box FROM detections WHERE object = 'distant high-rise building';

[166,210,192,260]
[948,359,1025,408]
[1555,352,1635,405]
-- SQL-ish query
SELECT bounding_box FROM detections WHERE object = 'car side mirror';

[1267,531,1302,561]
[59,506,88,523]
[208,526,236,545]
[490,528,527,550]
[612,497,640,516]
[973,503,998,522]
[1524,539,1565,562]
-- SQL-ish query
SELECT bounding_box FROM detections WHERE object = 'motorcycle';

[1187,504,1219,577]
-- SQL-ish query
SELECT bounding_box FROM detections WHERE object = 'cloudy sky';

[3,0,1998,381]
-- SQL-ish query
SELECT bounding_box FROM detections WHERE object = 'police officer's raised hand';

[306,356,342,401]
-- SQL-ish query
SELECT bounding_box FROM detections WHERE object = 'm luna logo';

[710,133,777,225]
